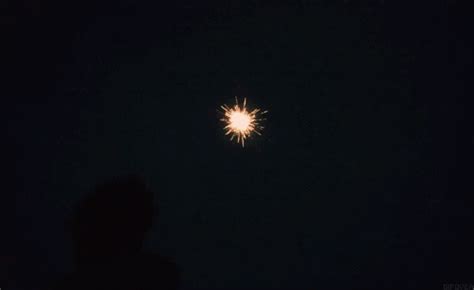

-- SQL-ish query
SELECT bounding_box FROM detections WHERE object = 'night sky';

[5,1,472,289]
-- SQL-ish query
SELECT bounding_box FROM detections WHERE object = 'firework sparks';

[220,97,267,147]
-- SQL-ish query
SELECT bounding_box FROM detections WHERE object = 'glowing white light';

[219,97,267,147]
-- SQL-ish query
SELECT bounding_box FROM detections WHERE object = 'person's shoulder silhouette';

[53,175,180,290]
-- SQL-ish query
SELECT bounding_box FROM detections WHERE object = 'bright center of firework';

[219,97,267,147]
[229,111,251,132]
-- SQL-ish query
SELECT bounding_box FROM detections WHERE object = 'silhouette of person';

[52,175,180,290]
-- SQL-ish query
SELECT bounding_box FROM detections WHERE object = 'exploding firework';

[219,97,267,147]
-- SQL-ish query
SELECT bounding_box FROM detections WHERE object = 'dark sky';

[5,1,472,289]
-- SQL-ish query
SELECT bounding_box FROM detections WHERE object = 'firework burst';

[220,97,267,147]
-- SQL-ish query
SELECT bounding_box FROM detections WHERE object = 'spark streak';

[220,97,267,147]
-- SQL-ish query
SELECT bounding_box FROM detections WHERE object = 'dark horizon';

[4,1,472,289]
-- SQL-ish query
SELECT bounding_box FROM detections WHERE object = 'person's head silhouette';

[53,176,180,290]
[69,175,154,266]
[54,175,179,290]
